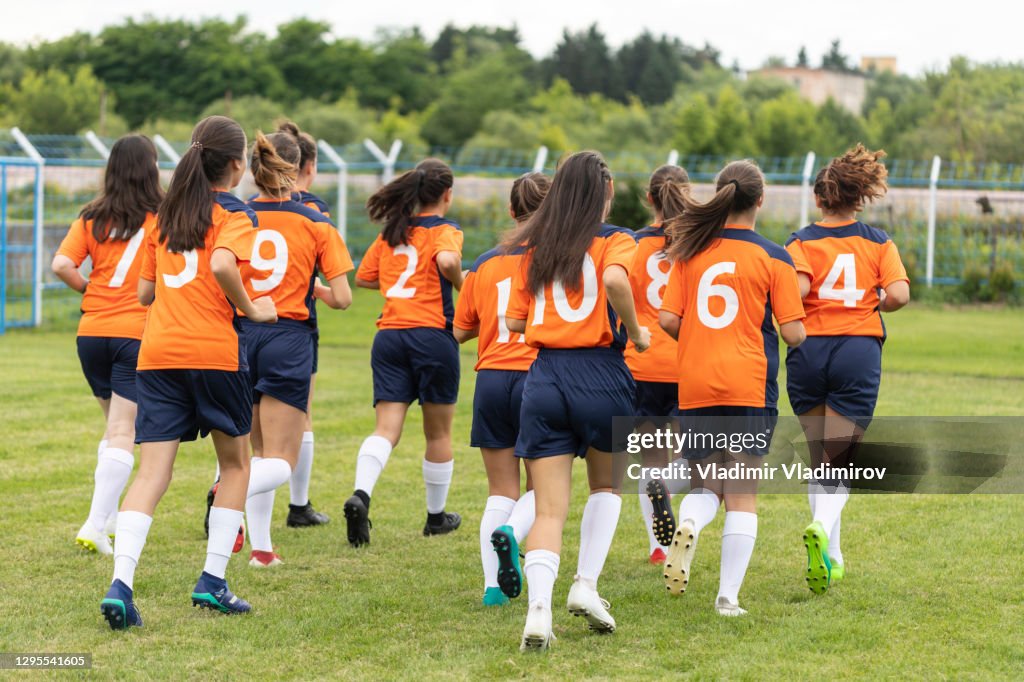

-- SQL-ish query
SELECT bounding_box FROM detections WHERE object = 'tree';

[671,94,717,155]
[361,29,436,113]
[546,25,622,100]
[430,24,525,71]
[753,91,818,157]
[617,33,686,105]
[7,66,103,133]
[713,86,753,156]
[200,95,287,139]
[821,39,851,72]
[797,46,809,68]
[815,97,866,155]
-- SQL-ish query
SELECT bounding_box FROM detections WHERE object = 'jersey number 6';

[697,261,739,329]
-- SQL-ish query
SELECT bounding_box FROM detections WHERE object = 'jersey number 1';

[495,277,525,344]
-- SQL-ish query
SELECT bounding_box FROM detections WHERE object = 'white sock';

[830,512,844,565]
[112,511,152,590]
[87,448,134,533]
[507,490,536,543]
[677,487,721,538]
[246,489,275,553]
[808,479,820,516]
[480,496,515,589]
[524,549,560,609]
[717,511,758,604]
[576,492,622,586]
[204,507,244,579]
[422,459,454,514]
[290,432,315,506]
[354,435,392,496]
[638,477,660,553]
[97,439,108,457]
[812,482,849,542]
[246,456,292,498]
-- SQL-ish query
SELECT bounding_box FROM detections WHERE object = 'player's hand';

[632,326,651,353]
[249,296,278,324]
[313,282,331,300]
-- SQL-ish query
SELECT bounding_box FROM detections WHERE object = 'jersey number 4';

[818,253,865,307]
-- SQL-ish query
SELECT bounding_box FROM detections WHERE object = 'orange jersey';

[137,193,258,371]
[56,214,156,339]
[660,225,805,409]
[454,245,537,371]
[786,220,909,338]
[241,199,354,322]
[506,225,637,350]
[625,225,678,383]
[356,214,463,330]
[295,191,330,217]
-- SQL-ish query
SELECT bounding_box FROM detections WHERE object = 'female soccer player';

[241,132,353,568]
[453,172,550,606]
[785,145,909,594]
[503,151,650,651]
[345,159,464,546]
[98,116,277,630]
[626,165,690,565]
[658,160,806,617]
[53,134,162,556]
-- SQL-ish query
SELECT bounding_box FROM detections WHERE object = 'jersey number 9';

[250,230,289,292]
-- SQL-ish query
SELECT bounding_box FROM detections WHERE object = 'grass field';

[1,298,1022,680]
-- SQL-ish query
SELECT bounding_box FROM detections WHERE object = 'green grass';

[1,299,1022,680]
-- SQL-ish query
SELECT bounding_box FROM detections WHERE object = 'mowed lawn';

[0,299,1022,680]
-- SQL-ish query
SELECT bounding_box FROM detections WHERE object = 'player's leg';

[79,393,137,555]
[664,444,722,596]
[345,401,407,547]
[716,452,760,617]
[421,401,460,535]
[480,447,519,605]
[288,373,327,527]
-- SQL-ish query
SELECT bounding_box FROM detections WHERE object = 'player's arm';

[437,250,464,290]
[779,320,806,346]
[51,254,88,293]
[605,264,650,351]
[879,280,910,312]
[137,278,156,306]
[211,248,277,323]
[453,325,478,343]
[658,311,681,341]
[317,275,352,310]
[797,273,811,298]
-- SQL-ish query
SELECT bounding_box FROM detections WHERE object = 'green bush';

[959,265,987,301]
[986,263,1017,301]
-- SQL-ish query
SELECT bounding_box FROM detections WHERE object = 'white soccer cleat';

[715,596,748,617]
[76,521,113,556]
[566,577,616,633]
[664,519,697,595]
[520,602,554,652]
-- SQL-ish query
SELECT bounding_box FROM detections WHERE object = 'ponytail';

[366,158,453,247]
[509,172,551,222]
[158,115,246,253]
[647,164,690,219]
[666,160,764,262]
[814,144,888,214]
[250,131,299,199]
[276,119,317,170]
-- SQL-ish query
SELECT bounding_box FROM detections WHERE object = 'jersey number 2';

[385,244,418,299]
[818,253,865,307]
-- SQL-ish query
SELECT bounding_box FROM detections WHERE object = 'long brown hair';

[80,134,163,242]
[276,120,317,170]
[647,164,689,221]
[366,158,453,247]
[504,151,612,293]
[510,172,551,222]
[158,116,247,252]
[666,160,764,262]
[815,144,888,214]
[250,131,299,199]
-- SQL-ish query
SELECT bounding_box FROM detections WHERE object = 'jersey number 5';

[818,253,865,307]
[697,261,739,329]
[163,250,199,289]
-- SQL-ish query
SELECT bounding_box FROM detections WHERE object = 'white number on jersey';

[108,229,145,288]
[250,230,289,292]
[697,261,739,329]
[645,251,670,309]
[385,244,418,299]
[162,250,199,289]
[818,253,865,307]
[533,253,598,325]
[495,276,525,344]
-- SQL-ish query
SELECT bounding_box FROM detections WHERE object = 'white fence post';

[153,135,181,165]
[532,145,549,173]
[667,149,680,167]
[926,155,942,288]
[364,138,403,184]
[799,151,817,228]
[317,140,348,242]
[84,131,110,160]
[10,127,45,327]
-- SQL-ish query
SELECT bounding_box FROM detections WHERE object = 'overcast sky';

[4,1,1021,75]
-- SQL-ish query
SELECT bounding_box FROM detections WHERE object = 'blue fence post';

[1,162,7,334]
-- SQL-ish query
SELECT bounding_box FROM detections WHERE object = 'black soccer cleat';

[423,511,462,537]
[287,502,330,527]
[204,481,218,538]
[646,479,676,547]
[343,495,371,547]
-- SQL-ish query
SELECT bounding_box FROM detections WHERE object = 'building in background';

[861,56,898,73]
[748,66,870,114]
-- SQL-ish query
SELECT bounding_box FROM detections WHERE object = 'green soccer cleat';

[482,586,509,607]
[803,521,832,595]
[829,561,845,583]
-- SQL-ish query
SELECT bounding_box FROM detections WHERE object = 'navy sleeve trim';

[215,192,258,227]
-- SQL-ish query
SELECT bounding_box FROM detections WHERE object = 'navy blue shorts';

[471,369,528,449]
[310,328,320,375]
[242,319,314,413]
[371,328,460,405]
[635,381,678,418]
[135,369,252,443]
[676,406,779,459]
[516,348,636,459]
[786,336,882,424]
[77,336,140,402]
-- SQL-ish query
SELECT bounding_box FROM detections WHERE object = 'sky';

[4,0,1023,75]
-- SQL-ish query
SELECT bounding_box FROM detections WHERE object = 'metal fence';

[2,129,1022,330]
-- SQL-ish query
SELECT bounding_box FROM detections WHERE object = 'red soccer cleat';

[233,522,245,554]
[248,549,283,568]
[649,547,667,565]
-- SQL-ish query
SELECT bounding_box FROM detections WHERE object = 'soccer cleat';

[646,479,676,546]
[803,521,833,595]
[343,494,371,547]
[829,561,845,583]
[520,602,554,652]
[76,521,113,556]
[649,547,667,565]
[287,502,330,527]
[566,578,615,633]
[715,596,748,617]
[423,511,462,537]
[248,550,283,568]
[483,586,509,607]
[104,514,117,539]
[191,571,252,614]
[233,522,245,554]
[100,579,143,630]
[663,519,697,596]
[490,525,523,599]
[204,482,217,538]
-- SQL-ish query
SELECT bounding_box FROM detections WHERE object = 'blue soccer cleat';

[491,525,523,599]
[100,579,143,630]
[191,572,252,615]
[483,586,510,607]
